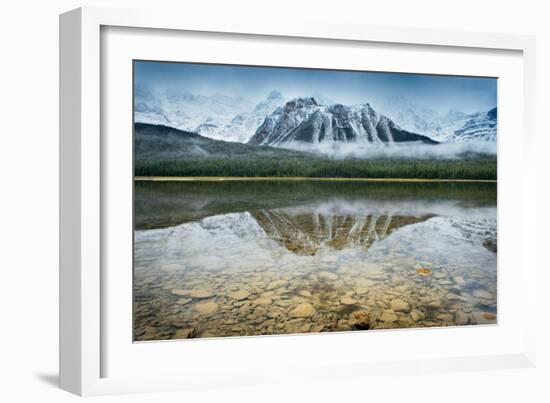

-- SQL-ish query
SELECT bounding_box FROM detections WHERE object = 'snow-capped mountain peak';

[373,96,497,143]
[451,107,497,142]
[248,98,437,146]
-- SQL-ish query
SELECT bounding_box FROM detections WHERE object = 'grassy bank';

[135,157,497,180]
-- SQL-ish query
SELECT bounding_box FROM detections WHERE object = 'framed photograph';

[60,7,537,396]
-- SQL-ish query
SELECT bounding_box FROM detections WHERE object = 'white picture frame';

[59,6,537,396]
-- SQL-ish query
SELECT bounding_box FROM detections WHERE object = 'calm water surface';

[134,181,497,341]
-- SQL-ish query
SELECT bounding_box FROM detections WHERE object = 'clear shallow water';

[134,181,497,341]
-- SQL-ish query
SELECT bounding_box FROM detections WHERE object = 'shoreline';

[134,176,497,183]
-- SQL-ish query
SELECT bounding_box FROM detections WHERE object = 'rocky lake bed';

[133,181,497,341]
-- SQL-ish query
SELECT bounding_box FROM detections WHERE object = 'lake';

[133,180,497,341]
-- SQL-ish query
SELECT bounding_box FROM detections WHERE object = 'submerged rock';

[286,321,312,333]
[454,311,469,325]
[310,324,325,333]
[174,328,195,339]
[472,311,497,324]
[436,313,454,322]
[380,310,398,323]
[356,278,376,288]
[340,296,357,305]
[483,239,497,253]
[171,289,191,297]
[228,290,250,301]
[171,289,214,299]
[318,271,338,281]
[394,285,410,293]
[253,296,273,305]
[472,289,492,299]
[410,309,424,322]
[336,319,352,331]
[452,276,466,286]
[482,312,496,321]
[289,303,316,318]
[194,301,219,315]
[423,300,442,310]
[390,298,411,313]
[266,280,289,291]
[349,310,370,330]
[189,289,215,299]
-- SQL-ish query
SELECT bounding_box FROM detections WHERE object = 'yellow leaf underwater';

[416,268,432,276]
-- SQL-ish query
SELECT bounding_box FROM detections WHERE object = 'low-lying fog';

[279,141,497,160]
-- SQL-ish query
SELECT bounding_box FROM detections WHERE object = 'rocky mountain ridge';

[248,97,438,146]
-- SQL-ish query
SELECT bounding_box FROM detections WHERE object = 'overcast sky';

[135,60,497,114]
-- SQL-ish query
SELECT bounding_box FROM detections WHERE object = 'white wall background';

[0,0,548,402]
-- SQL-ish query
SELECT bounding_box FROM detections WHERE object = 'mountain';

[134,84,255,139]
[374,96,497,143]
[134,84,172,126]
[248,97,438,146]
[134,122,314,161]
[134,87,284,143]
[135,86,497,146]
[451,107,497,142]
[374,97,472,142]
[200,90,286,143]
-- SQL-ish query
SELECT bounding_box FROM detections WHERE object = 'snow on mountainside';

[135,84,255,129]
[210,91,286,143]
[134,85,173,126]
[135,86,496,145]
[248,97,437,146]
[374,97,497,143]
[374,96,472,142]
[134,87,285,143]
[451,107,497,142]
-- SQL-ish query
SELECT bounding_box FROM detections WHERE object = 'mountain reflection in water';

[252,208,434,255]
[134,181,497,341]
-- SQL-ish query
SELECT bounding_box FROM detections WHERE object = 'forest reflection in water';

[134,180,497,341]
